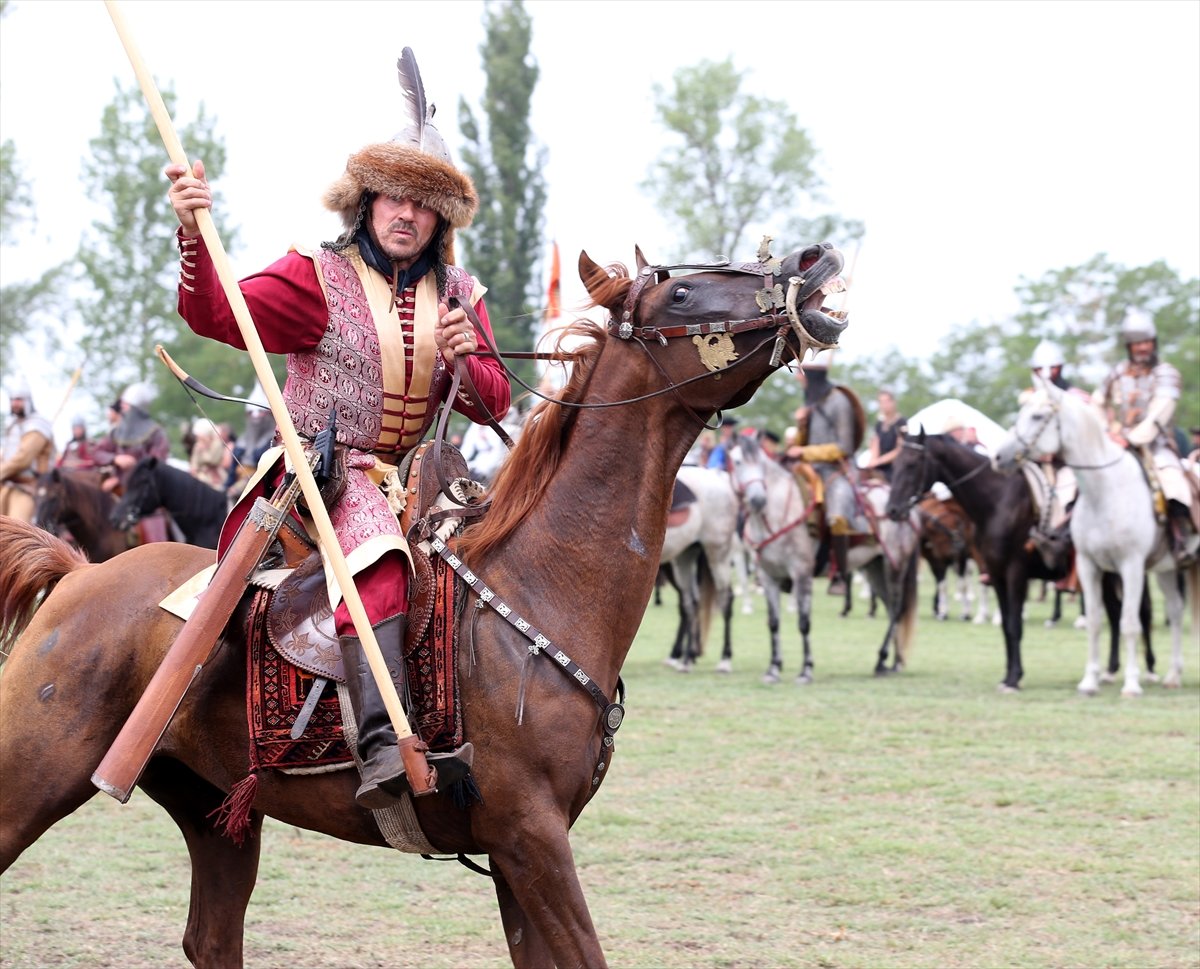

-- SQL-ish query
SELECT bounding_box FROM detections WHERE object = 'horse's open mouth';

[788,246,849,349]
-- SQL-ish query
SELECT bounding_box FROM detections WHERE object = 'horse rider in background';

[56,415,100,472]
[1021,339,1089,576]
[1,377,56,522]
[1096,308,1199,567]
[783,350,868,595]
[165,46,509,809]
[93,380,174,543]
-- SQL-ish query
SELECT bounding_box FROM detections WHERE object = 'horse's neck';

[489,372,693,670]
[936,446,1008,521]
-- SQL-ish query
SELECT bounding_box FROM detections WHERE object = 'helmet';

[121,381,155,410]
[1119,308,1157,344]
[71,414,87,429]
[323,48,477,244]
[1030,339,1064,370]
[5,376,32,401]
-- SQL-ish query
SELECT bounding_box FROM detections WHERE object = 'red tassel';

[209,773,259,846]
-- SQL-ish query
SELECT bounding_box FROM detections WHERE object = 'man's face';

[9,396,26,418]
[369,195,439,269]
[1128,338,1156,367]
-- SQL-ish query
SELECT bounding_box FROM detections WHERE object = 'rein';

[895,438,992,514]
[732,461,817,553]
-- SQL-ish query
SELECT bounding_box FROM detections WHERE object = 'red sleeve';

[176,231,328,353]
[450,297,512,424]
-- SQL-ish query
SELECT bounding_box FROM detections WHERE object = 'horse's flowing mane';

[458,271,630,563]
[0,518,88,662]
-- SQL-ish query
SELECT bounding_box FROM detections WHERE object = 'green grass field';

[2,572,1197,969]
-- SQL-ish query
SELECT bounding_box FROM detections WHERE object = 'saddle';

[251,442,480,752]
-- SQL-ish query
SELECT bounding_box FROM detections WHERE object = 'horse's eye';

[671,285,690,304]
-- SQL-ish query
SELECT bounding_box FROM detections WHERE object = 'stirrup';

[355,742,475,810]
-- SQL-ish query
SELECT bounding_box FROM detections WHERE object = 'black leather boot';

[341,615,474,810]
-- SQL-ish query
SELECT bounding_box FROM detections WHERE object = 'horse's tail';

[894,547,920,666]
[0,516,89,662]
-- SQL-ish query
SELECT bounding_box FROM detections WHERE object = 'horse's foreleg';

[1153,569,1187,689]
[487,824,606,969]
[1074,558,1106,694]
[140,760,261,969]
[762,581,783,684]
[1100,572,1122,682]
[1113,560,1148,697]
[1139,578,1156,677]
[716,584,734,673]
[993,572,1023,691]
[796,573,814,685]
[493,867,557,969]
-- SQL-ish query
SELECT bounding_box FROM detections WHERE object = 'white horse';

[995,376,1197,695]
[730,434,818,683]
[659,464,740,672]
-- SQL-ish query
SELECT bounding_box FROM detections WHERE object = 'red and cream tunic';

[176,233,510,614]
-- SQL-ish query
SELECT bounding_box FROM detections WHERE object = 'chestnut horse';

[33,467,137,562]
[0,243,846,968]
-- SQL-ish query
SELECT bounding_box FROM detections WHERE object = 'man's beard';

[10,403,26,418]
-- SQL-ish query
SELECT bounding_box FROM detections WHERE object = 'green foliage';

[0,139,64,366]
[456,0,547,379]
[814,255,1199,435]
[643,58,863,263]
[70,79,260,453]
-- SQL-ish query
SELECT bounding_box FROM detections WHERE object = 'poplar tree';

[456,0,547,368]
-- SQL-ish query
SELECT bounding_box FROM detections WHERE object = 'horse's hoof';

[1072,616,1087,630]
[1043,619,1057,629]
[1162,675,1182,689]
[1120,686,1143,698]
[1077,685,1098,697]
[1143,672,1161,684]
[676,663,693,674]
[1098,671,1116,684]
[997,683,1020,694]
[762,670,781,685]
[936,614,948,623]
[794,672,813,685]
[715,659,732,674]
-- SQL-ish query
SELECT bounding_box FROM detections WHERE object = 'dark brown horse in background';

[33,467,138,562]
[0,243,847,968]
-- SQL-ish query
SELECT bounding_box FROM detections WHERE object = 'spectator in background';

[864,389,907,481]
[706,415,739,470]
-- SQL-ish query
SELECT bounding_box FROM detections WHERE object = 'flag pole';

[102,0,434,793]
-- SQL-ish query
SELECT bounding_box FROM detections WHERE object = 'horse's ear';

[578,251,607,295]
[634,245,650,272]
[917,424,926,444]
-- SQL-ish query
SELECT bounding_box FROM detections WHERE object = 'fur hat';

[323,49,477,260]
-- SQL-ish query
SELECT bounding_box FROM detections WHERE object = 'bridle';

[460,243,847,426]
[1004,397,1126,472]
[892,437,992,515]
[729,446,817,553]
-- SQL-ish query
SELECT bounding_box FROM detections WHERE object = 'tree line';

[2,0,1195,451]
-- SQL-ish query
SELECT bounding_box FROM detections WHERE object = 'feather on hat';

[324,48,477,233]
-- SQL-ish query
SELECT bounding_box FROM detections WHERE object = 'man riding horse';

[783,351,867,595]
[0,377,55,523]
[165,48,510,809]
[1097,308,1199,567]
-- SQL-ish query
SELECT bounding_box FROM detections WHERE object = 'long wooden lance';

[51,359,86,423]
[98,0,435,796]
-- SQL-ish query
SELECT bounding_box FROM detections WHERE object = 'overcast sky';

[2,0,1197,434]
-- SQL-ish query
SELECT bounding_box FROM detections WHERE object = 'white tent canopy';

[904,398,1009,454]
